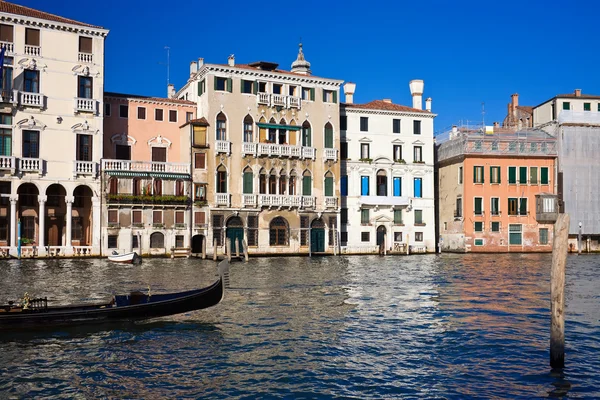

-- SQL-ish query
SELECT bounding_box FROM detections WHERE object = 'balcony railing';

[20,92,44,108]
[24,45,41,57]
[272,94,286,107]
[257,92,270,105]
[325,196,338,208]
[242,143,314,159]
[0,156,16,173]
[242,194,257,207]
[324,148,337,161]
[0,90,17,104]
[242,142,257,156]
[302,147,316,159]
[215,193,230,207]
[255,93,302,109]
[302,196,315,208]
[78,52,93,63]
[257,194,315,208]
[73,161,97,177]
[288,96,301,108]
[102,159,190,174]
[215,140,231,155]
[74,98,97,114]
[19,157,42,173]
[0,41,14,53]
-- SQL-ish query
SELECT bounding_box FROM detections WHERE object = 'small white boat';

[108,251,142,264]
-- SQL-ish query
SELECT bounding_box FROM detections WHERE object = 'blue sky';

[19,0,594,132]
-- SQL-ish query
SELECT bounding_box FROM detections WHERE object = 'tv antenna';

[481,102,486,126]
[165,46,170,85]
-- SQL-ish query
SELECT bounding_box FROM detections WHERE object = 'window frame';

[360,117,368,132]
[137,106,146,120]
[155,108,164,121]
[119,104,128,119]
[393,118,401,134]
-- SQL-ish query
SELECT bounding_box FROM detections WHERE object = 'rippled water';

[0,253,599,399]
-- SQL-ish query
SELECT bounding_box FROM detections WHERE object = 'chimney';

[343,82,356,104]
[409,79,424,110]
[425,97,432,112]
[228,54,235,67]
[511,93,519,108]
[574,89,581,97]
[198,58,204,68]
[382,98,392,104]
[493,121,499,128]
[190,61,198,76]
[451,125,458,139]
[167,84,175,99]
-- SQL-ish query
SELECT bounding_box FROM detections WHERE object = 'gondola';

[0,274,224,330]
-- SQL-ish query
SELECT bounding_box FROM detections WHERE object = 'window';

[115,144,130,160]
[243,115,253,142]
[216,113,227,140]
[241,80,254,94]
[193,125,207,147]
[175,180,185,196]
[0,24,14,43]
[519,166,527,184]
[194,211,206,226]
[175,210,185,226]
[301,87,314,100]
[562,102,570,110]
[119,104,128,118]
[247,215,258,246]
[169,110,177,122]
[152,147,167,162]
[393,119,401,133]
[474,239,484,246]
[323,89,337,103]
[197,79,206,96]
[414,178,422,198]
[340,116,347,131]
[0,113,12,156]
[152,210,163,225]
[109,177,118,195]
[150,232,164,248]
[107,235,118,249]
[473,166,484,183]
[393,177,402,196]
[360,117,368,131]
[302,172,311,196]
[341,208,348,224]
[361,176,370,196]
[217,166,227,193]
[394,210,403,224]
[413,146,422,162]
[272,84,282,94]
[361,209,370,224]
[415,232,423,242]
[459,166,463,184]
[269,217,288,246]
[153,178,162,196]
[212,214,224,247]
[137,106,146,119]
[132,210,142,225]
[361,232,370,242]
[79,36,92,53]
[393,145,402,161]
[324,173,334,197]
[541,167,549,185]
[214,76,232,92]
[491,221,500,232]
[508,166,517,184]
[194,153,205,169]
[130,234,137,248]
[584,102,591,111]
[324,123,334,148]
[108,209,118,226]
[413,120,421,135]
[509,224,522,245]
[341,142,348,159]
[530,167,538,184]
[508,198,518,215]
[539,228,549,245]
[289,85,298,96]
[492,141,499,151]
[243,169,253,194]
[376,171,387,196]
[76,134,92,161]
[104,103,110,117]
[24,70,39,93]
[474,197,483,215]
[22,130,39,158]
[77,76,92,98]
[360,143,370,160]
[474,221,483,232]
[186,112,193,121]
[414,210,423,225]
[328,216,337,246]
[155,108,164,121]
[490,166,500,184]
[175,235,184,248]
[394,232,402,242]
[455,197,462,218]
[0,217,8,241]
[530,142,538,153]
[519,198,527,215]
[491,197,499,216]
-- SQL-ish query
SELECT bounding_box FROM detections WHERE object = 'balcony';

[102,159,190,174]
[19,157,42,173]
[215,193,230,207]
[78,52,93,63]
[242,194,257,207]
[242,142,257,156]
[257,93,270,105]
[0,90,17,104]
[302,196,315,208]
[0,156,16,173]
[215,140,231,155]
[24,45,41,57]
[20,92,44,108]
[302,147,316,159]
[0,41,14,53]
[73,161,97,177]
[74,98,97,114]
[272,94,286,107]
[359,196,410,207]
[288,96,301,109]
[324,148,337,161]
[255,93,302,110]
[325,196,338,209]
[259,194,302,208]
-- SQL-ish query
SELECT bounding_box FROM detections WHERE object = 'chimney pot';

[228,54,235,67]
[493,121,499,127]
[190,61,198,76]
[343,82,356,104]
[198,58,204,68]
[382,98,392,104]
[425,97,432,112]
[511,93,519,108]
[575,89,582,97]
[409,79,424,110]
[167,84,175,99]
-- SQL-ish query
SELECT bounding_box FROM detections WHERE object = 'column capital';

[65,196,75,204]
[9,196,18,204]
[37,195,47,203]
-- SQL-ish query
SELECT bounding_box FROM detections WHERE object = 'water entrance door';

[310,229,325,252]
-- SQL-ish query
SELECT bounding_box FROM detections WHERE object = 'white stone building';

[340,80,436,254]
[0,2,107,257]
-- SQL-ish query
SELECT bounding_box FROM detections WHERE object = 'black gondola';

[0,275,224,330]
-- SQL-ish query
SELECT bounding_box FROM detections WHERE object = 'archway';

[17,183,39,246]
[45,184,66,246]
[376,225,387,246]
[310,218,326,252]
[150,232,164,248]
[191,234,204,254]
[226,216,244,253]
[73,185,93,246]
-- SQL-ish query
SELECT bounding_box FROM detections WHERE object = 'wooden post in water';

[551,213,569,369]
[213,238,217,261]
[226,238,232,262]
[201,237,206,259]
[406,234,410,255]
[235,238,240,258]
[243,239,249,262]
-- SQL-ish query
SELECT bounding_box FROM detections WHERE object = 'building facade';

[340,80,436,254]
[0,2,108,257]
[437,126,557,252]
[176,47,344,255]
[101,92,196,256]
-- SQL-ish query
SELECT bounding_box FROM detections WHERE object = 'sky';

[17,0,596,132]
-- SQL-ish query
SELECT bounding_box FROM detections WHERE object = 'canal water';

[0,254,598,399]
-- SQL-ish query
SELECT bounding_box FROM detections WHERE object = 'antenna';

[481,102,486,127]
[165,46,170,85]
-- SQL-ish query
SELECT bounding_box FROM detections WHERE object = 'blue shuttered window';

[414,178,422,198]
[341,175,348,196]
[361,176,369,196]
[393,177,401,196]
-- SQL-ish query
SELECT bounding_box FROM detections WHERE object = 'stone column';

[37,195,47,256]
[92,197,101,255]
[9,196,17,249]
[65,196,74,249]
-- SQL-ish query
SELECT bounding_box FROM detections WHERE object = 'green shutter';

[333,91,337,104]
[213,76,218,90]
[253,81,258,95]
[325,127,333,148]
[310,88,315,101]
[520,198,527,215]
[306,127,312,147]
[303,176,311,195]
[475,198,482,214]
[541,167,549,184]
[243,172,253,194]
[473,166,477,183]
[519,166,527,184]
[509,167,516,184]
[240,80,244,93]
[325,177,333,196]
[322,89,327,102]
[198,81,202,96]
[226,78,232,93]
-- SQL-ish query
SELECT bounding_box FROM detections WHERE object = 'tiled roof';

[105,92,196,106]
[343,100,432,114]
[210,63,341,81]
[556,93,600,99]
[0,0,103,29]
[179,117,209,129]
[516,106,533,114]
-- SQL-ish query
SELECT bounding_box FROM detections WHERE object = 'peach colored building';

[101,92,196,256]
[437,126,557,252]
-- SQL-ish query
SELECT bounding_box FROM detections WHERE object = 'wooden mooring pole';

[551,213,569,369]
[235,238,240,258]
[213,238,217,261]
[226,238,232,262]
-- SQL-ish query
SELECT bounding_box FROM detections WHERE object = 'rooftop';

[105,92,196,106]
[343,100,432,114]
[0,0,103,29]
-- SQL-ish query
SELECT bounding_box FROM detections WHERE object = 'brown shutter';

[194,211,205,224]
[153,210,162,223]
[175,211,184,224]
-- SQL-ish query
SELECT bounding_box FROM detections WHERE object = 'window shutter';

[227,78,232,93]
[475,198,482,214]
[213,76,218,90]
[325,127,333,148]
[253,81,258,95]
[198,81,203,96]
[322,89,326,102]
[310,88,315,101]
[541,167,549,184]
[303,176,311,196]
[361,176,369,196]
[341,176,348,196]
[509,167,516,183]
[414,178,422,198]
[519,167,527,184]
[325,177,333,196]
[333,91,337,103]
[393,177,401,196]
[243,172,253,194]
[473,166,477,183]
[306,127,311,147]
[520,198,527,215]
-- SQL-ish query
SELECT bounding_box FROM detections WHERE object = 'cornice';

[0,13,109,37]
[343,107,436,118]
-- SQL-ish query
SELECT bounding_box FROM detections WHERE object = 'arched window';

[132,177,141,196]
[216,165,227,193]
[324,122,333,148]
[243,115,254,143]
[302,170,312,196]
[269,169,277,194]
[243,167,253,194]
[269,217,289,246]
[268,118,277,143]
[259,168,267,194]
[175,179,185,196]
[150,232,164,248]
[109,177,118,195]
[302,121,311,147]
[279,173,287,195]
[376,170,387,196]
[278,118,287,144]
[153,178,162,196]
[289,171,297,195]
[216,112,227,141]
[324,171,334,197]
